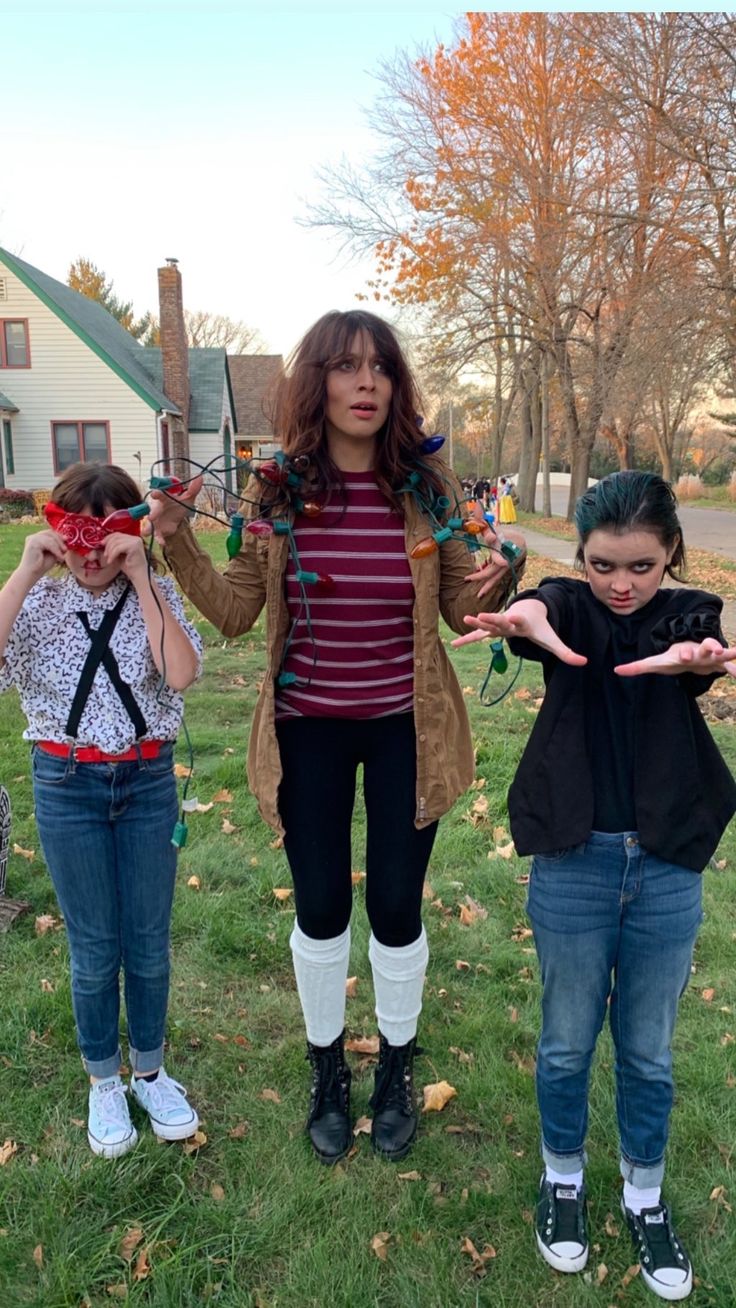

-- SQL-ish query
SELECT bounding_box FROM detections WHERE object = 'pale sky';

[3,4,712,356]
[2,4,462,355]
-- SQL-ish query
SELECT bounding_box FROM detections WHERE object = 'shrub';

[675,473,704,501]
[729,470,736,502]
[0,488,35,517]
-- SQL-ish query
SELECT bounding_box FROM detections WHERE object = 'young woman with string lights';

[0,463,203,1158]
[149,309,526,1165]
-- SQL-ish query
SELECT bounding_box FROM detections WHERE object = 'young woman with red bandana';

[0,462,202,1158]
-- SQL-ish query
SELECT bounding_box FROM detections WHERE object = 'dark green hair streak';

[574,471,686,580]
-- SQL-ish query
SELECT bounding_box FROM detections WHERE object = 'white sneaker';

[130,1068,199,1141]
[87,1076,138,1158]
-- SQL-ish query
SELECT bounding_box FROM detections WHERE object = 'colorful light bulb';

[411,538,439,558]
[246,519,274,537]
[226,514,244,559]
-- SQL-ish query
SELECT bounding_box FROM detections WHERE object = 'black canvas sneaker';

[622,1200,692,1301]
[535,1173,589,1273]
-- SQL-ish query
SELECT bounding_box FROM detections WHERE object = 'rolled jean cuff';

[129,1044,165,1075]
[620,1154,665,1189]
[542,1142,587,1174]
[82,1046,123,1080]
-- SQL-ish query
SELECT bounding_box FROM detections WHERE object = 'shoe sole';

[312,1142,350,1165]
[535,1231,589,1274]
[639,1268,693,1302]
[149,1115,200,1142]
[371,1126,418,1162]
[88,1126,138,1159]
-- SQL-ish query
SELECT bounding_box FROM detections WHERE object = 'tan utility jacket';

[163,487,523,835]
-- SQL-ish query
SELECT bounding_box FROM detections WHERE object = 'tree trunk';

[518,356,542,511]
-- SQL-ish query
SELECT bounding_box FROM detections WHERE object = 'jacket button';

[419,733,426,743]
[415,658,422,667]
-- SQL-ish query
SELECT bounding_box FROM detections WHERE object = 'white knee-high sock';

[369,929,429,1046]
[290,923,351,1047]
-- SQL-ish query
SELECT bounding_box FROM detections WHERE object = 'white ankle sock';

[546,1166,584,1191]
[369,929,428,1046]
[290,922,350,1046]
[623,1182,661,1214]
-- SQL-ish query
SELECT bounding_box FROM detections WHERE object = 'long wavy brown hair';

[265,310,447,513]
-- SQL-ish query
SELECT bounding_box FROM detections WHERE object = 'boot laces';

[370,1044,413,1114]
[308,1047,348,1120]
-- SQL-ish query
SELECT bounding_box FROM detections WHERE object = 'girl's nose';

[356,361,376,387]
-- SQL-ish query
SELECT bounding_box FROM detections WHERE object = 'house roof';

[140,348,228,431]
[0,247,178,414]
[0,391,18,412]
[227,353,283,436]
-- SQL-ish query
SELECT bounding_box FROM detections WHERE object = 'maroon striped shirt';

[275,471,415,719]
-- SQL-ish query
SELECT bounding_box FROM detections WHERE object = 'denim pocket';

[534,842,586,865]
[31,745,73,787]
[140,743,175,777]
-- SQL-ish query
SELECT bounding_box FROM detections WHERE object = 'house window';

[2,419,14,475]
[51,421,111,472]
[0,319,30,368]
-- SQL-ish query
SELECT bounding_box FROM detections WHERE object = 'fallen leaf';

[40,978,54,993]
[371,1231,391,1261]
[32,1244,43,1269]
[458,904,477,927]
[351,870,366,885]
[710,1185,732,1211]
[449,1046,473,1064]
[422,882,435,900]
[353,1115,372,1136]
[596,1263,608,1285]
[508,1006,519,1023]
[345,976,358,998]
[422,1080,457,1113]
[232,1034,250,1049]
[132,1247,151,1282]
[259,1088,281,1104]
[34,914,61,935]
[493,825,508,843]
[463,894,488,921]
[173,763,192,779]
[193,801,214,814]
[714,858,727,870]
[460,1236,497,1274]
[70,1117,85,1128]
[269,836,284,850]
[345,1036,379,1055]
[456,960,471,972]
[721,1032,734,1046]
[211,788,233,803]
[702,987,715,1002]
[511,923,533,942]
[186,876,201,891]
[181,1129,208,1155]
[272,887,292,901]
[213,1033,229,1043]
[119,1227,144,1262]
[105,1285,128,1299]
[228,1122,249,1139]
[12,843,34,861]
[0,1141,18,1166]
[398,1170,421,1181]
[493,841,515,860]
[514,686,531,700]
[604,1212,620,1238]
[622,1264,641,1288]
[509,1050,536,1076]
[222,819,238,835]
[210,1183,225,1202]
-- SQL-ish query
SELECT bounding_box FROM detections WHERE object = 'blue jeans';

[527,831,703,1188]
[32,744,179,1079]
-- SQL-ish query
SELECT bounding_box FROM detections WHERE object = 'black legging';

[275,713,438,947]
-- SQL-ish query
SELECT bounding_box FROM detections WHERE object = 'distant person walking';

[498,476,517,524]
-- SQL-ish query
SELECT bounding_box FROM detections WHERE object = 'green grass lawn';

[0,523,734,1308]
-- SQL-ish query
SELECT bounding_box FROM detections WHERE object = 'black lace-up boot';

[305,1031,352,1164]
[369,1033,418,1161]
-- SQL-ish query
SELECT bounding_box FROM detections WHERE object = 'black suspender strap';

[65,584,148,740]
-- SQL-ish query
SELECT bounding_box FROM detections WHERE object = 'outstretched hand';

[451,598,588,666]
[146,475,203,544]
[615,638,736,679]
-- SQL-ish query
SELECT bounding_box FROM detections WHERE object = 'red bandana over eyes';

[44,502,141,555]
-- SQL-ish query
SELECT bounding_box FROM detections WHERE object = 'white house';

[0,249,280,496]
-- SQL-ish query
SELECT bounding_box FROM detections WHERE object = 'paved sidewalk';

[522,527,736,640]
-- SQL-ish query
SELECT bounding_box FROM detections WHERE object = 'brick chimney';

[158,258,190,465]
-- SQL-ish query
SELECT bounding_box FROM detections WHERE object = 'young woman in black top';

[454,471,736,1302]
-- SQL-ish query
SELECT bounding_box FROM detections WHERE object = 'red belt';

[36,740,166,763]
